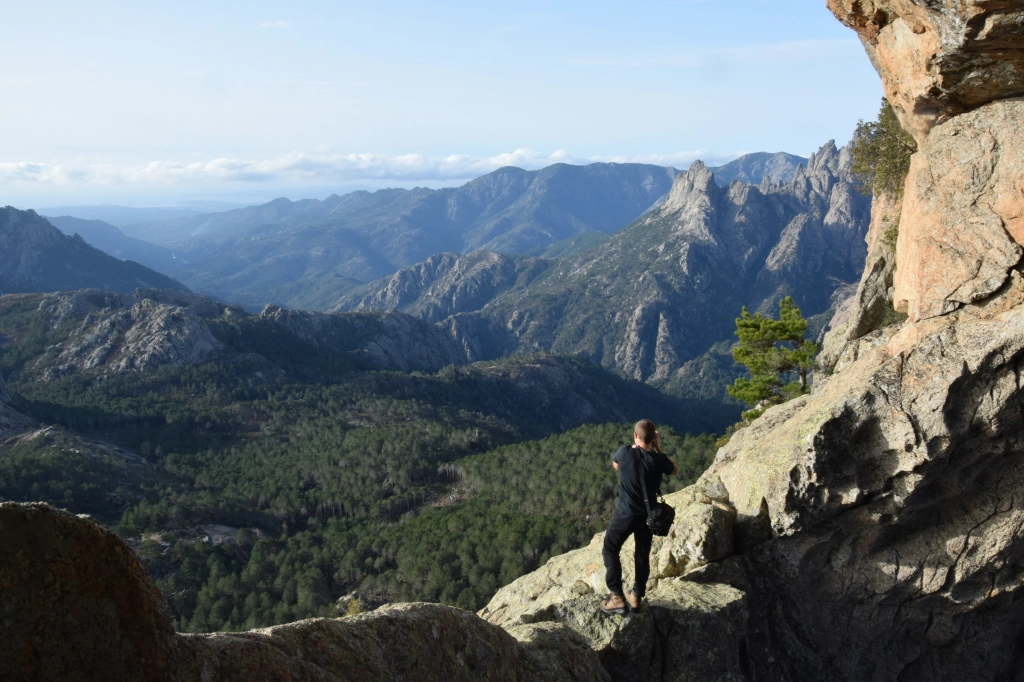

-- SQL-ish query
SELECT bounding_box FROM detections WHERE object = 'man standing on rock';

[601,419,678,615]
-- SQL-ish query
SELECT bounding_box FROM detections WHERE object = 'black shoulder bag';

[635,446,675,536]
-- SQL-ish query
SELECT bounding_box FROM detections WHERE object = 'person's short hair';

[634,419,657,445]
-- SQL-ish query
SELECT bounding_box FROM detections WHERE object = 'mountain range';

[8,144,864,403]
[38,152,807,312]
[333,141,870,395]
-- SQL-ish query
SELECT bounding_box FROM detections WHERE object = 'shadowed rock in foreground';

[0,503,607,682]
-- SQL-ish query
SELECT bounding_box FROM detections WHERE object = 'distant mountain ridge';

[331,141,870,397]
[709,151,807,186]
[103,154,806,311]
[0,207,188,296]
[29,153,813,313]
[46,215,181,276]
[113,163,677,311]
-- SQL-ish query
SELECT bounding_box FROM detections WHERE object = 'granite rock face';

[827,0,1024,141]
[703,296,1024,679]
[330,250,552,323]
[35,291,225,380]
[1,502,608,682]
[893,98,1024,321]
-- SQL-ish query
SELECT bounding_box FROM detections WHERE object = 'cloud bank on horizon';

[0,148,729,188]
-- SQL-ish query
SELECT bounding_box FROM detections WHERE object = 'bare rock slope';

[5,289,475,382]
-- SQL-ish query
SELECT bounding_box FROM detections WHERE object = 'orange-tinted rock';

[893,97,1024,320]
[827,0,1024,142]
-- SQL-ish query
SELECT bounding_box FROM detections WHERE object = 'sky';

[0,0,882,208]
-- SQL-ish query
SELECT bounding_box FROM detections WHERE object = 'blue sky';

[1,0,882,207]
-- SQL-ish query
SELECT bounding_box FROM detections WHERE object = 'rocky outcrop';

[479,477,739,680]
[330,250,552,323]
[827,0,1024,325]
[0,503,176,682]
[0,502,607,682]
[893,98,1024,321]
[258,305,470,371]
[697,295,1024,679]
[35,291,225,380]
[0,207,187,296]
[845,192,901,337]
[827,0,1024,141]
[818,191,904,372]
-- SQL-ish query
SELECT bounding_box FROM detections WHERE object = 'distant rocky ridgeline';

[4,288,474,382]
[117,163,681,311]
[0,207,187,296]
[333,140,871,389]
[0,286,736,437]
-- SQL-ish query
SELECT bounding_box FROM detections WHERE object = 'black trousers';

[602,507,653,598]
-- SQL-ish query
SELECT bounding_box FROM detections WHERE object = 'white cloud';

[258,20,290,29]
[0,149,737,188]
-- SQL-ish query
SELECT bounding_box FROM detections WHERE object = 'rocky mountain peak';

[806,139,841,174]
[660,160,719,215]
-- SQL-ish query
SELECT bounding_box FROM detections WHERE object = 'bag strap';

[633,446,653,519]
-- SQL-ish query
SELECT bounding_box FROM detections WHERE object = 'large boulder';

[0,502,607,682]
[0,503,176,682]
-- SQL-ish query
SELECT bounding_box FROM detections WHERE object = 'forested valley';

[0,293,721,630]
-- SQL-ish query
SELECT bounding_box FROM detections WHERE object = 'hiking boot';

[625,590,643,611]
[600,593,629,615]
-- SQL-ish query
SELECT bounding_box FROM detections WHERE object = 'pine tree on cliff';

[727,297,818,420]
[851,98,917,199]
